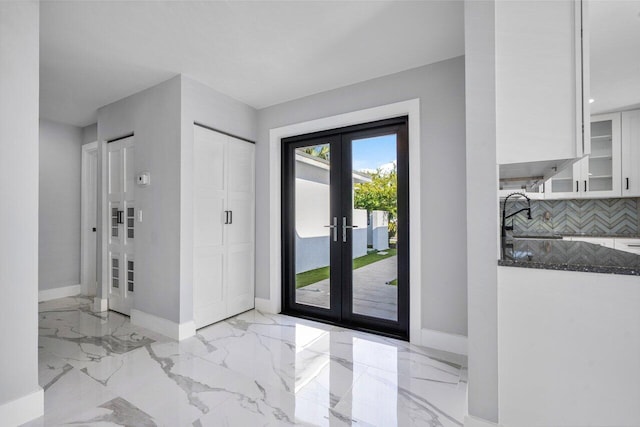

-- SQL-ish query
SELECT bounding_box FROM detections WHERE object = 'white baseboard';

[254,297,278,314]
[131,309,196,341]
[93,297,108,312]
[464,415,501,427]
[0,388,43,426]
[420,328,468,356]
[38,284,81,302]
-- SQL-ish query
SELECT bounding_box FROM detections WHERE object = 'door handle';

[342,217,359,243]
[324,217,338,242]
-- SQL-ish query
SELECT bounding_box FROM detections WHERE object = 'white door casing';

[107,136,135,315]
[193,125,255,329]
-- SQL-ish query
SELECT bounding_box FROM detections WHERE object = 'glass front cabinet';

[546,113,621,199]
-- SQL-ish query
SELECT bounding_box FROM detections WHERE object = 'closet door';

[193,126,228,328]
[226,138,255,315]
[107,136,135,315]
[193,125,255,329]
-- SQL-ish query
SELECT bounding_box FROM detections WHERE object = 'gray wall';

[82,123,97,145]
[0,0,42,418]
[39,119,83,291]
[180,75,257,323]
[97,75,257,325]
[464,0,499,423]
[256,56,468,336]
[97,76,183,323]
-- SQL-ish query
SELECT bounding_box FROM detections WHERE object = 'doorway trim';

[81,141,98,296]
[263,99,421,343]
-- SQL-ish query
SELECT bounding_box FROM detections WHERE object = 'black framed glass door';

[282,117,409,339]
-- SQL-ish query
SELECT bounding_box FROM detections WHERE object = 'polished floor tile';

[23,296,467,426]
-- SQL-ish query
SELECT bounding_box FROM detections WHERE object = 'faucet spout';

[501,192,532,239]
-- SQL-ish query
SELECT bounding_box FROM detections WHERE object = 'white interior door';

[193,126,255,329]
[226,139,255,316]
[194,127,228,328]
[107,136,135,315]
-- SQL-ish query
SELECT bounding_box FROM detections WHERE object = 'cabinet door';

[545,159,582,200]
[496,0,585,165]
[584,113,621,198]
[622,110,640,197]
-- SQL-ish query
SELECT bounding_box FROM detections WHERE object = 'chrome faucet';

[501,192,532,242]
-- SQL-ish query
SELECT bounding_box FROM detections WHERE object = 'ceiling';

[590,1,640,115]
[40,1,464,127]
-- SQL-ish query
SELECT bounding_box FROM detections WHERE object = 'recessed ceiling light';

[589,98,595,103]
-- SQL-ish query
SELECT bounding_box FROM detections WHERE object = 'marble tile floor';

[22,296,467,426]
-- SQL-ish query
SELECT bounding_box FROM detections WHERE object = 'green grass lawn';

[295,248,397,289]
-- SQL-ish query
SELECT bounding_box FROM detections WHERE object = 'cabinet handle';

[626,177,630,190]
[576,181,579,192]
[229,210,233,224]
[584,180,587,192]
[224,210,229,224]
[628,244,640,248]
[117,210,124,224]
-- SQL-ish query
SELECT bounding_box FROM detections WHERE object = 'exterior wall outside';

[39,119,83,291]
[370,210,390,250]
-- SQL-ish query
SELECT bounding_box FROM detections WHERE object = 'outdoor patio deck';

[295,255,398,321]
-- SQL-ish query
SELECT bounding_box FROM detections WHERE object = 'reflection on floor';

[24,296,467,426]
[296,256,398,321]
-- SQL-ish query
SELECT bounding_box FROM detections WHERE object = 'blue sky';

[352,134,397,172]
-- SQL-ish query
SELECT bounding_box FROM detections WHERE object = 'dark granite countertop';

[513,233,640,239]
[499,239,640,276]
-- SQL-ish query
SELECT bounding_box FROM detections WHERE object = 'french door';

[107,136,135,315]
[282,117,409,339]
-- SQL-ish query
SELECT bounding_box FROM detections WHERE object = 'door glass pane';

[352,134,398,321]
[589,119,614,192]
[294,144,331,309]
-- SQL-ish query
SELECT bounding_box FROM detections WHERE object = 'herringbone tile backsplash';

[503,198,640,236]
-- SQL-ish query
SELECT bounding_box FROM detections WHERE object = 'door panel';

[107,137,135,315]
[193,125,255,329]
[282,118,409,339]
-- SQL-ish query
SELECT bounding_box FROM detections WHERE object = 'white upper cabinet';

[496,1,587,165]
[546,113,622,199]
[621,110,640,197]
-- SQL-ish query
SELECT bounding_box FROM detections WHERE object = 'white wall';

[97,76,183,323]
[39,119,83,291]
[256,57,468,336]
[0,1,43,423]
[499,267,640,426]
[464,1,499,423]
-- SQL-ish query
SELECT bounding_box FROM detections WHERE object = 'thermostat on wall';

[137,171,150,187]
